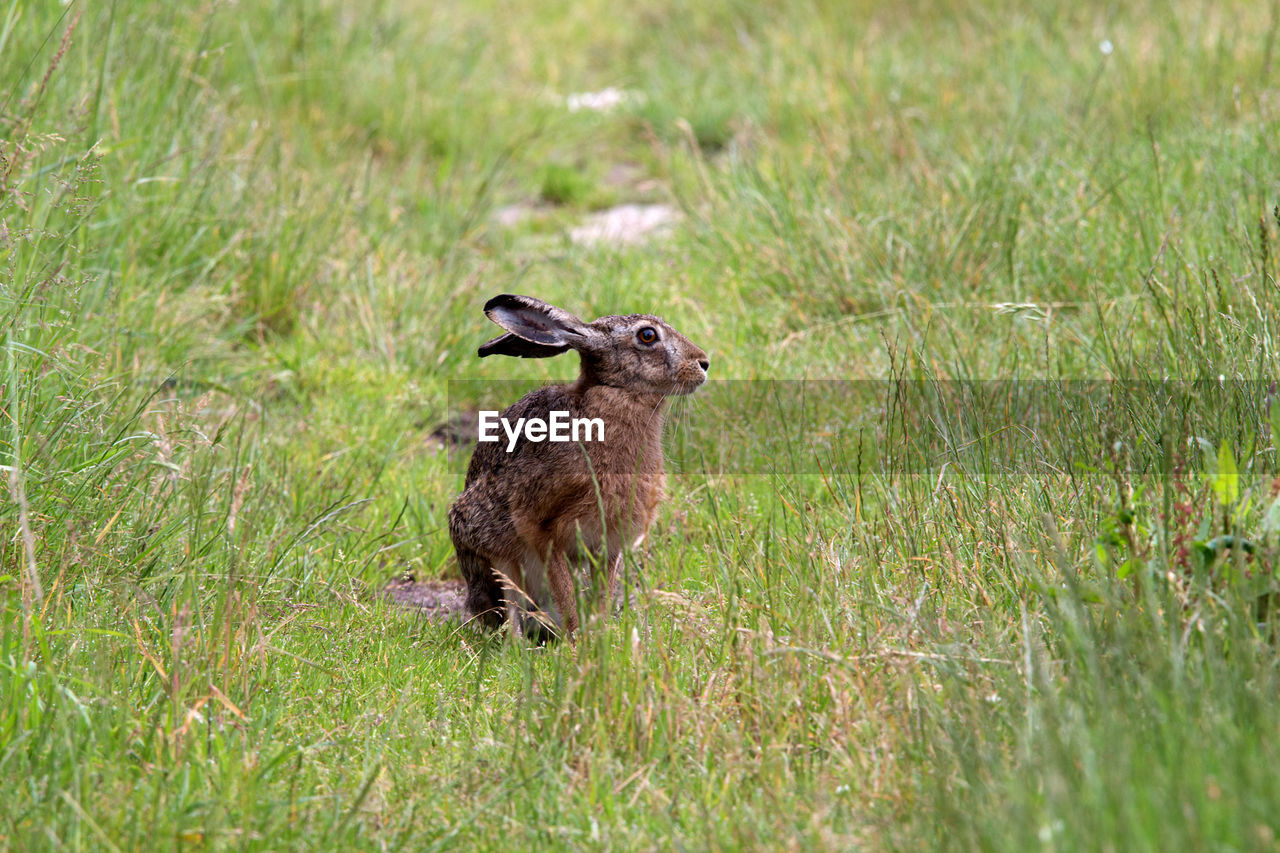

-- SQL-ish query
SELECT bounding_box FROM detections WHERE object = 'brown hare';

[449,294,709,640]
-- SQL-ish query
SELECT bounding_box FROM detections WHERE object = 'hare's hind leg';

[455,546,505,630]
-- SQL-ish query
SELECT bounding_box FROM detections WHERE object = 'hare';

[448,294,709,639]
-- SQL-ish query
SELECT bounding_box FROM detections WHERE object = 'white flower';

[1099,39,1114,56]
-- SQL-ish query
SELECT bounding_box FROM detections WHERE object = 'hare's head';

[478,294,709,395]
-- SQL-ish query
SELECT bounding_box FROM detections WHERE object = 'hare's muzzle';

[673,350,709,394]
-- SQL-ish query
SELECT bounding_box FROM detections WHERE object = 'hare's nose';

[698,357,710,372]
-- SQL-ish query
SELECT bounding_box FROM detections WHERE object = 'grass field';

[4,0,1280,848]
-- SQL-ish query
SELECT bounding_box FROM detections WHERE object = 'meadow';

[3,0,1280,848]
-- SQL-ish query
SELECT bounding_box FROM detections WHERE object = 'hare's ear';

[480,294,599,355]
[478,332,569,359]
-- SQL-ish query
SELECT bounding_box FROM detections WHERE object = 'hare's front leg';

[545,550,579,639]
[601,550,623,616]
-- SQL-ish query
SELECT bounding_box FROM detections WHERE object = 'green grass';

[3,0,1280,848]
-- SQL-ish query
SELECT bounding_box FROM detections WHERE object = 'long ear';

[478,332,570,359]
[481,294,596,353]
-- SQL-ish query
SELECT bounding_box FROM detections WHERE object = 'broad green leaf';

[1272,398,1280,457]
[1213,441,1240,506]
[1263,494,1280,536]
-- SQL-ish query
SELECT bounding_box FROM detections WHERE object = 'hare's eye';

[637,327,659,345]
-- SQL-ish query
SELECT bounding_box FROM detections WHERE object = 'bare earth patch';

[569,203,679,246]
[382,577,467,622]
[492,201,680,246]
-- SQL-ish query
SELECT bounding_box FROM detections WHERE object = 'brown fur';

[448,295,708,639]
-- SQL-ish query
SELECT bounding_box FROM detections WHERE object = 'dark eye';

[637,327,658,345]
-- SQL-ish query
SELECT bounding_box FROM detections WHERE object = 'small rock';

[564,88,639,113]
